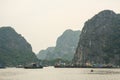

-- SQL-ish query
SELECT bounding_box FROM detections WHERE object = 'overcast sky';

[0,0,120,53]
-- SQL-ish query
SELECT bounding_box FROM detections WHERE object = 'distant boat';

[91,69,94,72]
[16,65,24,68]
[24,63,43,69]
[54,64,114,68]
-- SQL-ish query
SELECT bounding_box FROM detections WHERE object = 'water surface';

[0,67,120,80]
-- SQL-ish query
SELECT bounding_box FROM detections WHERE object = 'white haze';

[0,0,120,53]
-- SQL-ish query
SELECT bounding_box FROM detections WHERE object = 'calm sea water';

[0,67,120,80]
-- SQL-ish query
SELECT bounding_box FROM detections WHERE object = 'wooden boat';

[24,63,43,69]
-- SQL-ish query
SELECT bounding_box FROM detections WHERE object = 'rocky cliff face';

[0,27,38,66]
[74,10,120,66]
[37,47,54,60]
[37,29,80,61]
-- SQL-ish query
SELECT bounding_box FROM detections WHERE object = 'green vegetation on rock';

[0,27,38,66]
[74,10,120,66]
[37,29,81,62]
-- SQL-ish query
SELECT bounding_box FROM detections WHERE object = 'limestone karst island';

[0,10,120,68]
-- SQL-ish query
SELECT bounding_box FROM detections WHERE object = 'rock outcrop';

[0,27,38,66]
[37,29,81,61]
[74,10,120,66]
[37,47,54,60]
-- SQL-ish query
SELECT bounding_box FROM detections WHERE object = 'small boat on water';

[91,69,94,72]
[16,65,24,68]
[24,63,43,69]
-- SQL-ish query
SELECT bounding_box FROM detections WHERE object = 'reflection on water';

[0,67,120,80]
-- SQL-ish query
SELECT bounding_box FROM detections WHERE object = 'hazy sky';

[0,0,120,53]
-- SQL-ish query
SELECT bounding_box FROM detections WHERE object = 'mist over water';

[0,67,120,80]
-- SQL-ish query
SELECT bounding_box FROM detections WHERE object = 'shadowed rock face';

[37,29,81,61]
[74,10,120,66]
[0,27,38,66]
